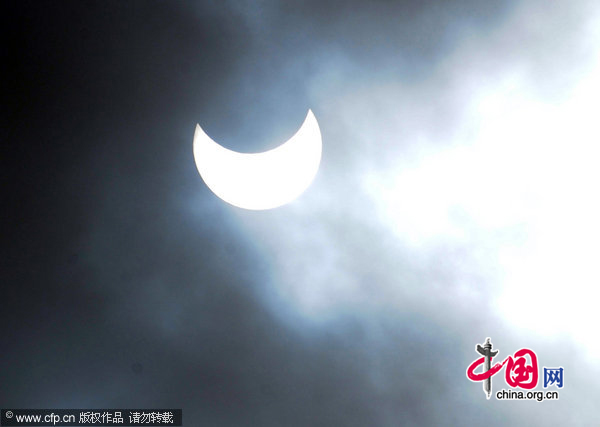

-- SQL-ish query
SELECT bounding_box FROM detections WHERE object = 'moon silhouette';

[193,110,322,210]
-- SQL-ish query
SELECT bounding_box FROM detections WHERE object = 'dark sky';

[3,0,600,425]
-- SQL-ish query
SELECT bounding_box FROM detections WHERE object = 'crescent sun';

[193,110,322,210]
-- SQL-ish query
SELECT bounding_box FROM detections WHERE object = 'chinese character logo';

[466,337,539,399]
[544,367,564,388]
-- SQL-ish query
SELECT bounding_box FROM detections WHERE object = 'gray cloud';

[3,0,599,425]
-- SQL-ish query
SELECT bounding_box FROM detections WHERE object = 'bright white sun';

[193,110,322,210]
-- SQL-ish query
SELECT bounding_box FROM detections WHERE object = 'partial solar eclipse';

[193,110,322,210]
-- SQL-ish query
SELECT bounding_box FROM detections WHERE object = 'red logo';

[466,337,539,399]
[467,348,538,389]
